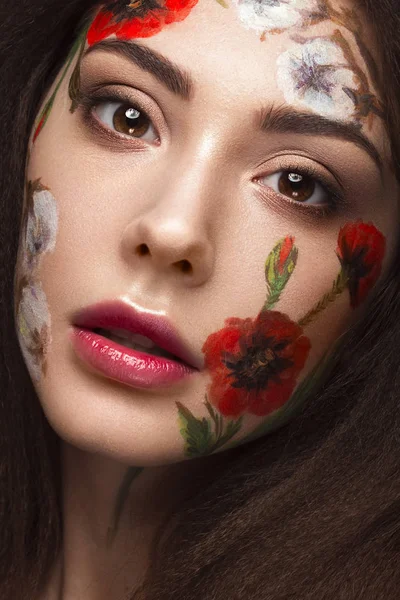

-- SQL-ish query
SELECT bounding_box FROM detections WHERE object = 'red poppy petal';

[337,221,359,258]
[87,11,118,46]
[249,380,295,416]
[33,115,46,144]
[202,317,255,370]
[202,328,242,370]
[353,267,381,307]
[291,336,312,369]
[164,0,199,20]
[116,13,165,39]
[337,220,386,308]
[215,385,251,417]
[255,310,302,341]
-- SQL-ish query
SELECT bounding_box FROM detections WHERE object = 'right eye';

[94,101,159,143]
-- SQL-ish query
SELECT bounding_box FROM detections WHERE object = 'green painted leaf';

[176,399,244,457]
[213,415,243,451]
[264,237,298,310]
[68,27,89,113]
[215,0,229,7]
[68,59,82,113]
[33,27,87,142]
[107,466,143,547]
[176,401,214,457]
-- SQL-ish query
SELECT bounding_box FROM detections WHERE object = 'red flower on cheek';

[337,221,386,308]
[87,0,199,45]
[202,311,311,418]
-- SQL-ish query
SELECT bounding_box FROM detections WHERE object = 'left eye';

[261,170,329,205]
[94,101,159,143]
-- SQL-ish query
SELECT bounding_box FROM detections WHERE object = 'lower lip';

[70,327,196,389]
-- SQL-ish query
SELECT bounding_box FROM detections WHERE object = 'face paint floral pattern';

[87,0,199,45]
[17,282,52,381]
[200,222,385,422]
[202,311,311,418]
[276,37,356,121]
[23,182,58,272]
[231,0,325,35]
[336,221,386,308]
[15,179,58,381]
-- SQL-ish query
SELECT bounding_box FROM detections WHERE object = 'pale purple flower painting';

[276,38,356,120]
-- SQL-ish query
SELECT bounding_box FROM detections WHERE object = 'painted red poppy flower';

[336,221,386,308]
[202,311,311,418]
[87,0,199,46]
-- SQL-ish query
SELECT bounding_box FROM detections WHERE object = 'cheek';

[201,224,386,422]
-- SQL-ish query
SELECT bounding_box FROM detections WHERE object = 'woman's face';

[16,0,398,466]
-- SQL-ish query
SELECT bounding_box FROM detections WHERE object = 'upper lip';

[72,300,202,370]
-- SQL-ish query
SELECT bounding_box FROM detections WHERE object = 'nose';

[120,161,217,288]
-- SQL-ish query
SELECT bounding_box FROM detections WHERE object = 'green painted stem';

[50,33,83,99]
[298,269,349,329]
[69,24,90,112]
[106,466,144,548]
[34,29,85,131]
[263,291,279,312]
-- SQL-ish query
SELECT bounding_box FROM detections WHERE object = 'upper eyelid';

[258,170,332,198]
[255,158,345,195]
[82,85,159,117]
[77,66,170,121]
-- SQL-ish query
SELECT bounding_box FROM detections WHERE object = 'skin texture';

[14,0,399,597]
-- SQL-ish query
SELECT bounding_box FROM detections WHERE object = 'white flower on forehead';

[17,281,51,382]
[24,187,58,271]
[276,38,356,121]
[231,0,324,34]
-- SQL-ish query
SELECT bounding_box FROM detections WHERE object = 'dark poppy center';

[340,245,373,301]
[222,334,294,391]
[104,0,164,21]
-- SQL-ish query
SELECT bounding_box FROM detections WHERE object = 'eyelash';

[77,89,346,218]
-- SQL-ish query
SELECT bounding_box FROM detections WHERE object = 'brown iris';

[113,104,151,138]
[278,171,316,202]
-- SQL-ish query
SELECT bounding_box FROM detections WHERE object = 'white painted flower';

[24,186,58,271]
[231,0,324,34]
[276,38,356,120]
[17,281,51,382]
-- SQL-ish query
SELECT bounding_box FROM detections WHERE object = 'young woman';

[1,0,400,598]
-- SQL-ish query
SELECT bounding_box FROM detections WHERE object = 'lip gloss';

[70,327,196,389]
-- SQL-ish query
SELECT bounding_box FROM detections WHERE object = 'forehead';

[90,0,380,79]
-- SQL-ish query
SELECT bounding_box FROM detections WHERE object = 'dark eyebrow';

[84,41,383,173]
[258,106,383,174]
[84,39,194,100]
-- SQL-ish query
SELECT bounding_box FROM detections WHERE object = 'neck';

[42,441,229,600]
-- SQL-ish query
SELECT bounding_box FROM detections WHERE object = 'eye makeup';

[255,161,346,218]
[75,80,367,222]
[76,85,164,148]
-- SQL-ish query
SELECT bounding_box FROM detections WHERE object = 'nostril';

[136,243,150,257]
[174,259,193,274]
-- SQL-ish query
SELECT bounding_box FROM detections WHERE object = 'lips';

[70,300,201,389]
